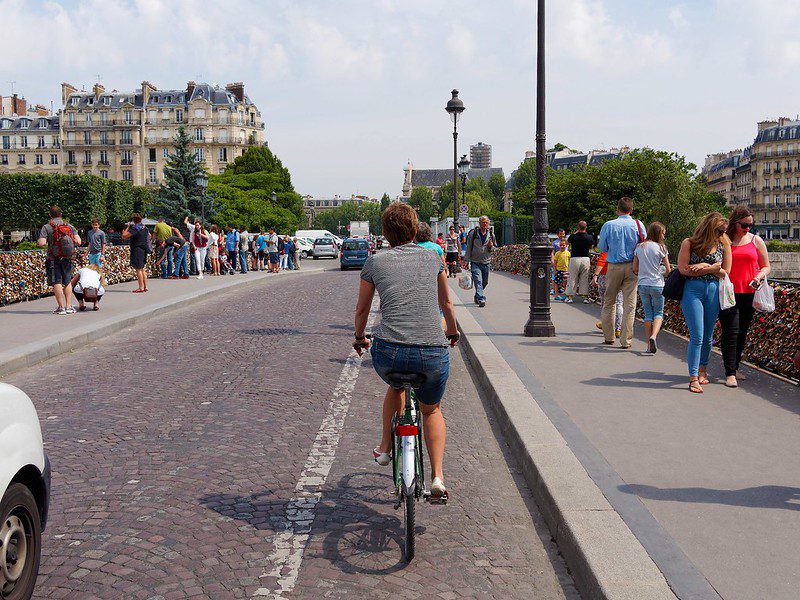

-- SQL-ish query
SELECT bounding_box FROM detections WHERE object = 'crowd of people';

[36,204,302,314]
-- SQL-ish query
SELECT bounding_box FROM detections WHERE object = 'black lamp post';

[458,155,470,221]
[524,0,556,337]
[445,90,465,228]
[195,172,208,224]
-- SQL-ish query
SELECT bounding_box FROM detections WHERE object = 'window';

[19,119,29,129]
[85,113,92,125]
[99,150,108,164]
[149,168,157,183]
[20,136,28,148]
[162,128,169,140]
[163,148,169,158]
[148,110,157,122]
[50,154,58,165]
[83,131,91,145]
[149,148,156,162]
[120,131,132,144]
[38,118,47,128]
[147,130,156,143]
[18,154,25,165]
[35,154,43,165]
[103,97,111,106]
[68,170,76,175]
[124,110,133,124]
[100,170,108,179]
[84,150,91,164]
[218,147,227,162]
[1,136,9,149]
[123,170,132,181]
[0,119,9,129]
[176,109,183,123]
[100,112,108,125]
[218,129,228,142]
[195,147,205,161]
[194,109,205,119]
[67,132,75,144]
[194,127,204,141]
[219,110,228,124]
[121,149,132,164]
[38,136,45,148]
[68,112,76,126]
[0,154,7,165]
[250,112,255,126]
[67,150,76,164]
[100,132,109,145]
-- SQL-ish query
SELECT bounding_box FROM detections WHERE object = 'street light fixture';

[195,172,208,224]
[271,190,277,203]
[445,89,465,229]
[524,0,556,337]
[458,154,470,223]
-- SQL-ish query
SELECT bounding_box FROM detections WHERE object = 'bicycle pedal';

[427,491,449,505]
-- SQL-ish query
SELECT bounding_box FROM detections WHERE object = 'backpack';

[50,220,75,259]
[82,286,99,301]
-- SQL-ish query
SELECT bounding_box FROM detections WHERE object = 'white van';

[294,230,342,247]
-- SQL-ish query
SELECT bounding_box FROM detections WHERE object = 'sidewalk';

[451,271,800,600]
[0,268,322,378]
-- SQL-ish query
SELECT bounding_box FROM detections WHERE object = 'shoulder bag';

[662,269,685,301]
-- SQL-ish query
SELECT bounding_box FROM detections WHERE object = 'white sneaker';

[430,477,448,502]
[373,447,391,466]
[583,298,591,304]
[197,274,204,279]
[64,306,76,314]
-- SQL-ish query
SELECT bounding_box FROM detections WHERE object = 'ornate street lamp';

[524,0,556,337]
[195,172,208,223]
[445,90,465,229]
[458,155,470,221]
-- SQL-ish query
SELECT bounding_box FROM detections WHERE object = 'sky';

[3,0,800,199]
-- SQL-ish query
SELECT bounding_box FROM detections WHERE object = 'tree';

[408,186,435,222]
[488,172,506,208]
[313,201,383,236]
[380,193,391,212]
[151,126,212,223]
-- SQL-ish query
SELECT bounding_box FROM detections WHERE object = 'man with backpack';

[463,216,497,308]
[37,205,82,315]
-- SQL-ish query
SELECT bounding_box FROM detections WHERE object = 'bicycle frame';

[392,383,425,501]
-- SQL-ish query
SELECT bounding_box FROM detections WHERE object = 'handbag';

[719,273,736,310]
[752,278,776,312]
[458,272,473,290]
[662,269,685,301]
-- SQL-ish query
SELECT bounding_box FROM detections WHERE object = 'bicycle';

[384,371,447,563]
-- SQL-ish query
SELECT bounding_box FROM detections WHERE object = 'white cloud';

[668,6,688,29]
[446,25,476,65]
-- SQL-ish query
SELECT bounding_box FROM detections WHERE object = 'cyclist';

[353,202,459,501]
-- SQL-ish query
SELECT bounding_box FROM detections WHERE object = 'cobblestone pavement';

[7,263,577,599]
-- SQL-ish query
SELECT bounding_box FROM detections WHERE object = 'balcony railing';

[82,160,92,166]
[121,159,133,165]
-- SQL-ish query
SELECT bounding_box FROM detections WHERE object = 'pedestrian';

[285,236,295,271]
[153,217,172,279]
[464,215,496,308]
[225,226,240,274]
[68,263,106,311]
[122,213,151,293]
[86,218,107,267]
[266,227,279,273]
[677,212,732,393]
[416,222,445,267]
[256,231,268,270]
[445,225,459,277]
[292,236,301,270]
[185,217,209,280]
[718,205,771,388]
[592,252,623,338]
[37,205,81,314]
[170,228,190,279]
[208,225,221,276]
[565,221,593,303]
[278,235,287,270]
[597,197,647,348]
[458,224,468,265]
[238,226,250,274]
[435,231,446,252]
[552,228,566,253]
[552,238,570,301]
[251,234,260,271]
[633,222,671,353]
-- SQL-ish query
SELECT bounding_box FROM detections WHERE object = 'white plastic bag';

[458,271,473,290]
[719,274,736,310]
[752,278,776,313]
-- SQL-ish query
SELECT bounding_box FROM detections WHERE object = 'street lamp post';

[195,172,208,224]
[445,90,465,229]
[458,155,470,223]
[524,0,556,337]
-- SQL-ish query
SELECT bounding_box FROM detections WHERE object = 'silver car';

[312,237,338,259]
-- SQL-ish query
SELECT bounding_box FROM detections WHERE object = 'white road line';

[253,303,377,599]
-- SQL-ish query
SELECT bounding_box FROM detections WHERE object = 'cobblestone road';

[7,263,577,599]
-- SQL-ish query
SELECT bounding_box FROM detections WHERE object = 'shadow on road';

[620,483,800,511]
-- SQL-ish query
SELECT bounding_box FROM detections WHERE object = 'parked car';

[294,238,313,258]
[340,238,370,270]
[312,237,338,259]
[0,383,50,599]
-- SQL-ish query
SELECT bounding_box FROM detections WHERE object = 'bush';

[12,241,43,251]
[766,240,800,253]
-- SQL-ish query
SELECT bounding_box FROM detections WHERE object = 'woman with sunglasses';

[677,212,732,393]
[717,205,770,388]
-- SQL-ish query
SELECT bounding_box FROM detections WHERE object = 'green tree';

[151,126,212,223]
[488,171,506,208]
[408,186,435,222]
[380,193,391,212]
[313,201,383,236]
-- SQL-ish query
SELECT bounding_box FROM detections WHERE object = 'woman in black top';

[123,213,151,293]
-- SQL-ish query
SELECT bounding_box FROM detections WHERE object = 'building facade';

[470,142,492,169]
[702,150,742,206]
[0,114,61,174]
[58,81,265,187]
[401,162,504,199]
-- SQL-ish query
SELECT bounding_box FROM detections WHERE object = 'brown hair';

[617,197,633,214]
[50,205,62,218]
[382,202,418,247]
[131,213,142,224]
[415,222,433,243]
[726,204,753,239]
[645,221,666,245]
[91,218,99,226]
[689,212,728,257]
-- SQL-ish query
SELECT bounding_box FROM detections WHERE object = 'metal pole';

[524,0,556,337]
[461,172,467,217]
[453,122,458,228]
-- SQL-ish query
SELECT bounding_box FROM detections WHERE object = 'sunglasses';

[738,222,752,229]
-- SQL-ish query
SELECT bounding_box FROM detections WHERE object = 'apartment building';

[59,80,265,186]
[470,142,492,169]
[0,113,61,174]
[702,150,742,206]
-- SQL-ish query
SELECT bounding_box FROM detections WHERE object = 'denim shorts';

[638,284,665,322]
[370,338,450,405]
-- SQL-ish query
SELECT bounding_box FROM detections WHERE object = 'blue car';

[340,238,370,270]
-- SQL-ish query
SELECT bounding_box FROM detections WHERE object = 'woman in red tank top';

[718,205,771,388]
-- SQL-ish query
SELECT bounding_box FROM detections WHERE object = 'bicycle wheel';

[404,492,415,562]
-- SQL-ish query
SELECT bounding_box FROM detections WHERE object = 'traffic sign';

[459,204,469,215]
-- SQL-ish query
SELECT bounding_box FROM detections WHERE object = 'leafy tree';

[408,186,435,222]
[380,193,391,212]
[313,201,383,236]
[151,126,212,223]
[488,172,506,208]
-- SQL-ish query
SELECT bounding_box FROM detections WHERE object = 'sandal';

[132,289,145,293]
[698,372,710,385]
[689,380,704,394]
[78,305,86,312]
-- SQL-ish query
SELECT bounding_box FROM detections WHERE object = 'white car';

[311,237,338,259]
[0,383,50,599]
[295,238,314,259]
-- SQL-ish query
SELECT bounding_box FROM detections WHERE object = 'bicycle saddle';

[385,372,427,389]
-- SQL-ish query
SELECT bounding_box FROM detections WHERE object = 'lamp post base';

[524,320,556,337]
[523,234,556,337]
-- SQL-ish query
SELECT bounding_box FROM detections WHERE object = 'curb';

[0,269,322,380]
[454,303,677,600]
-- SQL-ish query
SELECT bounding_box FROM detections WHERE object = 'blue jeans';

[638,285,665,322]
[681,278,720,377]
[471,262,490,303]
[160,246,173,278]
[371,339,450,405]
[238,250,248,273]
[173,245,189,277]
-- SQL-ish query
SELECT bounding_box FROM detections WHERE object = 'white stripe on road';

[253,302,377,599]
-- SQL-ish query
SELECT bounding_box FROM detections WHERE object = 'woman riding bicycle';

[353,202,459,501]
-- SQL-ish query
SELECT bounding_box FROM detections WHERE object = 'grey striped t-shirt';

[360,243,447,347]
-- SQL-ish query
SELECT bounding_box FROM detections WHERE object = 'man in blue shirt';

[225,226,240,274]
[597,197,646,348]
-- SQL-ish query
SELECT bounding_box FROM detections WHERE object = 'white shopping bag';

[458,271,473,290]
[719,274,736,310]
[752,278,776,313]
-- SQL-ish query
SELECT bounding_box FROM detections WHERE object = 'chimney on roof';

[225,82,245,103]
[757,119,778,132]
[10,94,26,116]
[141,80,156,104]
[61,82,77,106]
[778,116,792,126]
[186,81,196,99]
[33,104,49,116]
[93,83,105,100]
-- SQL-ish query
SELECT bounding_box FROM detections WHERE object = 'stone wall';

[492,245,800,383]
[0,246,156,306]
[769,252,800,281]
